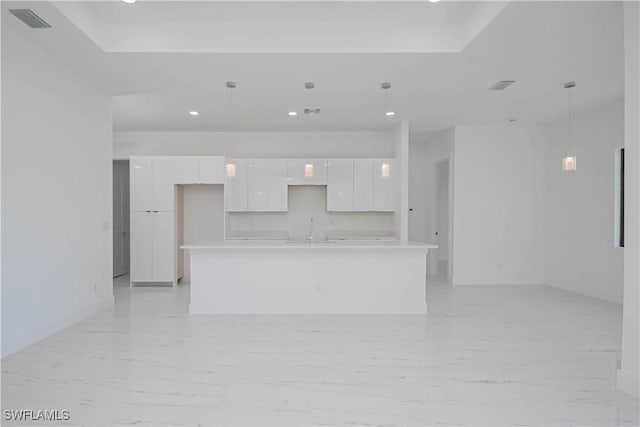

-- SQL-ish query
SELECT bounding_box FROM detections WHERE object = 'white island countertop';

[182,240,438,250]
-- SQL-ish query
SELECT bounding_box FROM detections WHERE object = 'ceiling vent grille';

[304,108,320,115]
[9,9,51,29]
[489,80,516,91]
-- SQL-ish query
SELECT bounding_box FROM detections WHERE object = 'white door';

[152,157,174,211]
[199,156,225,184]
[354,159,374,211]
[130,157,152,211]
[268,159,288,211]
[130,211,153,282]
[152,211,175,282]
[373,159,395,211]
[113,161,129,277]
[327,159,354,211]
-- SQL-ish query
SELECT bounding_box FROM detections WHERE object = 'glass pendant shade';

[381,162,391,178]
[225,162,237,177]
[562,155,577,172]
[304,163,314,178]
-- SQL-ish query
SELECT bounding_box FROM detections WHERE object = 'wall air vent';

[489,80,516,91]
[9,9,51,29]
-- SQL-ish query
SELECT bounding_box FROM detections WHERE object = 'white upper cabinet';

[373,159,395,212]
[247,160,270,211]
[354,159,375,211]
[199,156,225,184]
[327,158,395,212]
[246,159,288,212]
[130,157,153,212]
[130,156,174,211]
[173,156,224,184]
[172,156,199,184]
[327,159,354,212]
[267,159,288,212]
[287,159,328,185]
[152,157,175,211]
[224,159,248,212]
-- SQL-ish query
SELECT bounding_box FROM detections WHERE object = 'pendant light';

[304,81,315,178]
[225,81,237,177]
[380,82,393,178]
[381,82,395,117]
[562,81,577,172]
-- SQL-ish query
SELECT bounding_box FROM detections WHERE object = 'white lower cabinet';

[130,211,175,284]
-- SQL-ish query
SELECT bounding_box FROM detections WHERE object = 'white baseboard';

[617,369,640,398]
[2,297,114,358]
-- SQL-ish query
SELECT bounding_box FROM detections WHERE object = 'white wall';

[452,125,546,285]
[545,99,624,303]
[392,121,410,241]
[1,20,113,356]
[182,185,224,280]
[114,131,393,159]
[409,128,454,278]
[226,186,394,241]
[618,0,640,398]
[437,161,449,261]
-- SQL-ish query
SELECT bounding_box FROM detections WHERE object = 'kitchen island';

[182,240,436,314]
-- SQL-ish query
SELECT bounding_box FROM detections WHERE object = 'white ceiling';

[1,1,624,133]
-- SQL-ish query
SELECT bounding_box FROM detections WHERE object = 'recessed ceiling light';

[428,0,441,3]
[189,111,199,116]
[386,111,395,117]
[122,0,136,3]
[288,112,297,116]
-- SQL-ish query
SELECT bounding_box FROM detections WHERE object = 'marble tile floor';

[2,276,638,426]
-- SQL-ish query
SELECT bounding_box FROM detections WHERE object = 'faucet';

[306,217,314,243]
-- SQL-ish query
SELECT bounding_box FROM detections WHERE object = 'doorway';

[113,160,130,277]
[431,158,451,282]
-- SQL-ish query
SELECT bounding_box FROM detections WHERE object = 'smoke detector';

[9,9,51,28]
[489,80,516,91]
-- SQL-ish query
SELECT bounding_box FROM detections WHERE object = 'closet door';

[152,211,175,282]
[130,211,153,282]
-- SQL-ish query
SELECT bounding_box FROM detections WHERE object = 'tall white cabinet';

[327,159,355,211]
[129,156,176,285]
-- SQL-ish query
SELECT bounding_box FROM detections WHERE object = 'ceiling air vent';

[9,9,51,29]
[489,80,516,91]
[304,108,320,115]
